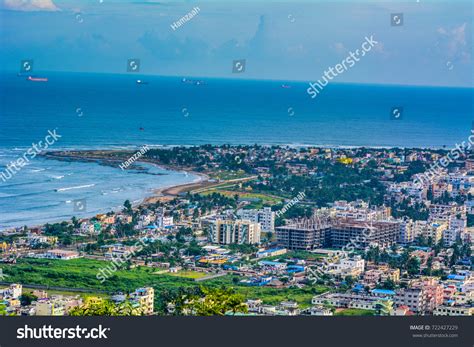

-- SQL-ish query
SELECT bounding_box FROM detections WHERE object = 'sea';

[0,71,473,228]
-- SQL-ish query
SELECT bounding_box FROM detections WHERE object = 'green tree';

[69,297,142,316]
[177,287,247,316]
[407,257,420,276]
[123,200,133,215]
[20,293,38,306]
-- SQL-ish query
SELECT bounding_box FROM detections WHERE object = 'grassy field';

[201,189,283,207]
[334,308,375,316]
[0,258,331,310]
[167,270,208,279]
[209,170,250,181]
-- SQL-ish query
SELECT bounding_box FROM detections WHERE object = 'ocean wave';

[50,175,65,180]
[55,184,95,192]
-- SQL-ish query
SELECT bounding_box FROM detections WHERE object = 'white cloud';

[3,0,59,12]
[436,23,470,63]
[332,42,346,54]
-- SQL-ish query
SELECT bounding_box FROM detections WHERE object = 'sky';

[0,0,472,87]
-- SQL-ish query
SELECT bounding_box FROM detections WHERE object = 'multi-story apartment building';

[395,278,444,315]
[237,207,275,233]
[277,216,399,250]
[394,288,425,314]
[330,219,399,249]
[210,219,261,245]
[130,287,154,315]
[429,203,465,222]
[412,278,444,313]
[434,305,473,316]
[422,223,447,243]
[276,216,331,250]
[398,220,414,244]
[331,200,391,221]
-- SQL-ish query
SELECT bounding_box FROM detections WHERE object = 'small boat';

[136,79,148,85]
[182,78,204,85]
[27,76,48,82]
[281,84,291,89]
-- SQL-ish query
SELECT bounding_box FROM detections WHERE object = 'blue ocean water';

[0,72,473,228]
[1,72,473,148]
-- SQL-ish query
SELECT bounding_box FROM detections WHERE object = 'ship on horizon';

[27,76,48,82]
[182,77,204,85]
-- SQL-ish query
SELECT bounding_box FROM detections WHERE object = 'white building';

[157,216,174,229]
[327,256,365,277]
[237,207,275,233]
[210,219,261,244]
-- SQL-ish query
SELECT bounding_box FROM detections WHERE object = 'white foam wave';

[55,184,95,192]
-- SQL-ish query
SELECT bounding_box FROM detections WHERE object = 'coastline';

[0,152,207,231]
[142,167,211,204]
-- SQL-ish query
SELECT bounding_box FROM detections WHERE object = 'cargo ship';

[27,76,48,82]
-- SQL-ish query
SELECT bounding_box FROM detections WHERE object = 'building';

[312,292,392,312]
[129,287,154,315]
[327,256,365,277]
[399,220,414,244]
[157,216,174,229]
[237,207,275,233]
[35,299,65,316]
[43,249,80,260]
[276,216,331,250]
[434,305,473,316]
[210,219,261,245]
[412,278,444,313]
[330,219,399,249]
[0,284,22,300]
[394,288,425,314]
[256,248,287,258]
[331,200,391,221]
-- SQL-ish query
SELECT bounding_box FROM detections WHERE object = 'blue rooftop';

[447,274,465,280]
[259,260,285,266]
[371,289,396,295]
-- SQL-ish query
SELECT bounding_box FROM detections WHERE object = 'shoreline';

[0,154,209,231]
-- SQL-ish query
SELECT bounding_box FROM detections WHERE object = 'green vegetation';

[169,287,248,316]
[334,308,375,316]
[168,270,208,279]
[69,297,141,316]
[0,258,329,312]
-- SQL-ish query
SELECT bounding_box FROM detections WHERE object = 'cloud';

[3,0,59,12]
[436,23,471,63]
[332,42,346,54]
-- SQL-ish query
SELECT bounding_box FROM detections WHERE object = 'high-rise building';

[210,219,261,245]
[277,216,399,250]
[276,216,331,250]
[237,207,275,232]
[330,219,399,249]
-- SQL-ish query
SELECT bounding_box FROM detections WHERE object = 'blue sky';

[0,0,472,87]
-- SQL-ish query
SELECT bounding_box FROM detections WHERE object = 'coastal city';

[0,144,472,317]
